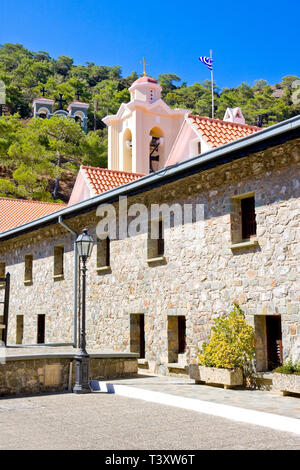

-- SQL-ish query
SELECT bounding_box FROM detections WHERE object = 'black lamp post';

[73,228,94,394]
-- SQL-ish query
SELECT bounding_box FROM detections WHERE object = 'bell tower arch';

[103,73,189,175]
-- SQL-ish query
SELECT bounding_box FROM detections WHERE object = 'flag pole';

[210,49,214,119]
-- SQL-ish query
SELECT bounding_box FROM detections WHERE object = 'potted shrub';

[272,361,300,396]
[189,303,255,389]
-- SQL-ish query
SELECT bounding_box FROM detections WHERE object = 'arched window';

[149,127,163,173]
[38,107,49,119]
[123,128,132,172]
[74,111,84,127]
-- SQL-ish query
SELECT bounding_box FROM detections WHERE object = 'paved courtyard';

[107,374,300,420]
[0,392,300,450]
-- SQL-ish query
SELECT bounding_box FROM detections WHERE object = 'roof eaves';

[187,115,212,148]
[80,166,97,196]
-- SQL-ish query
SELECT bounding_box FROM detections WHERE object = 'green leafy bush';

[273,360,300,375]
[198,303,255,370]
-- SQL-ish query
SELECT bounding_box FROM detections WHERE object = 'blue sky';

[1,0,299,89]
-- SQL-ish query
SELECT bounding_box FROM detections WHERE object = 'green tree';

[55,56,74,76]
[0,114,106,200]
[158,73,181,97]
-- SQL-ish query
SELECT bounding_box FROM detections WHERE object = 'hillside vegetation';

[0,43,299,202]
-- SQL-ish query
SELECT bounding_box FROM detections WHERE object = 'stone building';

[0,109,299,374]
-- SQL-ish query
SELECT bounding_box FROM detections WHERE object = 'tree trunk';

[52,152,62,199]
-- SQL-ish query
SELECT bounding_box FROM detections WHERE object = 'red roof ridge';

[188,114,261,131]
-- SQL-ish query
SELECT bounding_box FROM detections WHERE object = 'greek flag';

[199,56,213,71]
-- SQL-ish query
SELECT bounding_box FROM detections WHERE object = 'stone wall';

[0,138,299,374]
[0,356,138,397]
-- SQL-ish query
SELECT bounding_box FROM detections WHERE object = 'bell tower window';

[149,127,163,173]
[123,129,132,172]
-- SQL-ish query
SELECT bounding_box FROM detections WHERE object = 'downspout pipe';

[58,216,78,348]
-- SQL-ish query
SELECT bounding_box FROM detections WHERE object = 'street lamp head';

[76,228,94,261]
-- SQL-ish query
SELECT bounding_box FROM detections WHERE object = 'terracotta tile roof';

[0,198,66,233]
[81,166,145,195]
[189,115,260,148]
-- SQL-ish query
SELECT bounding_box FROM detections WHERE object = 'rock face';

[0,138,299,375]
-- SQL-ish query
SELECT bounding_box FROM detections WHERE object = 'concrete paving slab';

[94,374,300,434]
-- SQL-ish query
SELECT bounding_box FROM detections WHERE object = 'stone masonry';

[0,354,137,396]
[0,138,299,374]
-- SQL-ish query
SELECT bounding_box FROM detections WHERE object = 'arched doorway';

[149,127,163,173]
[123,128,132,172]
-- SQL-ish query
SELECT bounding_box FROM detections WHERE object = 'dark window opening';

[37,314,45,344]
[0,262,5,288]
[241,196,256,239]
[168,315,186,363]
[139,314,145,359]
[54,246,64,277]
[16,315,24,345]
[157,219,164,256]
[130,314,145,359]
[266,316,282,370]
[25,254,33,283]
[148,219,164,259]
[178,316,186,354]
[97,237,110,268]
